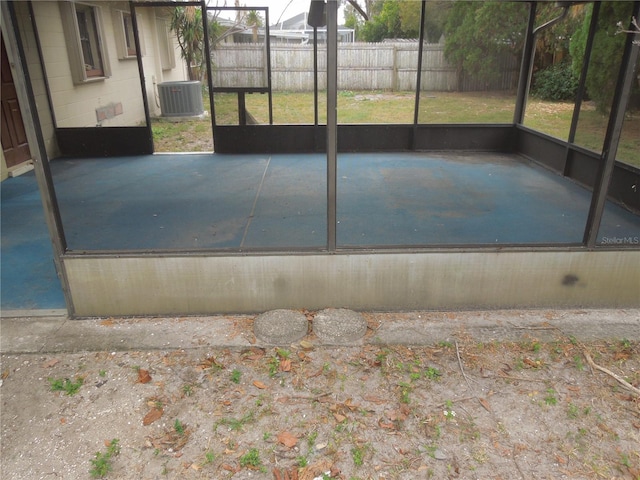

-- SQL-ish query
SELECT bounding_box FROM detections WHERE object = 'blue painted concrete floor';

[1,171,65,310]
[2,152,639,310]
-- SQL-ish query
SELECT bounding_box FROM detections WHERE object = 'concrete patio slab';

[312,308,368,344]
[3,308,637,355]
[253,309,309,345]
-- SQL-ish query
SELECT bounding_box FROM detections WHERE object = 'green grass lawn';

[152,90,639,168]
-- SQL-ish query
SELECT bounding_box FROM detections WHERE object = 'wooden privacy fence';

[210,42,519,92]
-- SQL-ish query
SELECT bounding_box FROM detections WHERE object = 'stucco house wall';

[1,1,188,176]
[32,1,186,128]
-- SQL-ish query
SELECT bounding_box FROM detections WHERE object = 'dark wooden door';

[1,35,31,168]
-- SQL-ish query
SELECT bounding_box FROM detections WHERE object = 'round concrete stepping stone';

[312,308,367,344]
[253,309,308,345]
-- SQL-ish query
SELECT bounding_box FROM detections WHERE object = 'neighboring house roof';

[213,10,354,44]
[277,11,308,30]
[268,12,355,44]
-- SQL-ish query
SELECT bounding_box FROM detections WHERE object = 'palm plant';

[246,10,263,43]
[170,6,204,81]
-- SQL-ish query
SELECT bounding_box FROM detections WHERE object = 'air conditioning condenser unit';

[158,81,204,117]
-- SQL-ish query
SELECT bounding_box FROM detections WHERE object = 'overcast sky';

[210,0,345,25]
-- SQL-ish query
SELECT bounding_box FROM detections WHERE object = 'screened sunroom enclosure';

[5,0,639,316]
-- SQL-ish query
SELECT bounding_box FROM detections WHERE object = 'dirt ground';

[1,314,639,480]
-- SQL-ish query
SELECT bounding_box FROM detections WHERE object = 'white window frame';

[59,1,111,84]
[113,9,145,60]
[156,16,176,71]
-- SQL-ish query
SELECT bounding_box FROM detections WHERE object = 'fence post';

[392,44,398,91]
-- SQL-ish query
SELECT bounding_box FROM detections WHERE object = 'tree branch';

[347,0,369,22]
[616,16,640,45]
[583,349,640,398]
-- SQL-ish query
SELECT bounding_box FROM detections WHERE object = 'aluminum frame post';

[130,1,152,149]
[567,2,600,145]
[583,1,640,248]
[4,1,73,312]
[326,0,337,251]
[514,2,537,125]
[314,25,319,126]
[413,0,427,141]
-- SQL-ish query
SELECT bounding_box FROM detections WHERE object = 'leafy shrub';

[532,62,579,101]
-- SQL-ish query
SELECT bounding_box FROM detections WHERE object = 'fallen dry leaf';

[308,367,324,378]
[617,394,635,402]
[333,413,346,423]
[253,380,268,389]
[387,409,408,422]
[274,466,299,480]
[343,398,360,411]
[277,431,298,448]
[137,369,152,384]
[221,463,239,472]
[42,358,60,368]
[378,419,395,429]
[478,397,492,413]
[513,443,527,454]
[148,424,190,452]
[100,318,115,327]
[298,459,333,480]
[364,395,386,404]
[299,340,314,349]
[523,358,542,368]
[197,356,225,371]
[614,352,630,361]
[280,358,292,372]
[241,347,266,362]
[142,407,163,426]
